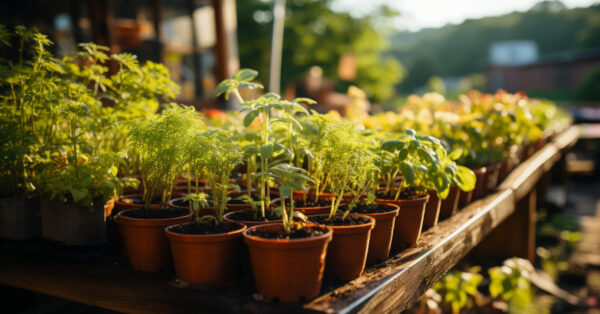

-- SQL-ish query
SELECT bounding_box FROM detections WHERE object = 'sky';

[332,0,599,31]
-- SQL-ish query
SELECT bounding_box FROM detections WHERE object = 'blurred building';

[487,40,600,93]
[0,0,239,108]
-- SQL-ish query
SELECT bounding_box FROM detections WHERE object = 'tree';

[236,0,404,103]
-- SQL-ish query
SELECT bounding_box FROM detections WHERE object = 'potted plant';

[243,161,332,302]
[307,121,375,280]
[165,130,247,286]
[116,105,197,271]
[0,26,44,240]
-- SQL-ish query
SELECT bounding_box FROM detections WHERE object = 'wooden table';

[0,126,579,314]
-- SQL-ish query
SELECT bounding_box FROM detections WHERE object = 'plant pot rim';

[243,223,332,249]
[165,221,246,243]
[359,202,400,218]
[376,193,430,206]
[117,192,184,205]
[307,214,375,234]
[116,208,193,226]
[272,197,332,211]
[223,209,282,224]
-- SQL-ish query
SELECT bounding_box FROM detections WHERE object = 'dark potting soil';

[354,203,396,214]
[123,196,161,205]
[249,225,328,239]
[376,188,426,200]
[227,210,280,222]
[121,208,189,219]
[309,215,371,226]
[279,198,330,208]
[168,222,242,235]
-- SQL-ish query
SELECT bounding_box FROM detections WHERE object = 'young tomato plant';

[216,69,314,219]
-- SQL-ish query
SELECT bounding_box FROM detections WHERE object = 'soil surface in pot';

[171,198,243,207]
[121,208,189,219]
[376,188,426,200]
[168,222,242,235]
[281,198,330,207]
[248,226,328,239]
[226,210,280,222]
[310,215,371,226]
[353,203,396,214]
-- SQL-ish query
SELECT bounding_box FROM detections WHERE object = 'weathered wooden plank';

[304,190,515,313]
[553,125,579,151]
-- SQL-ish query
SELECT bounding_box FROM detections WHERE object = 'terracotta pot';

[485,163,501,193]
[379,194,429,248]
[535,136,547,151]
[471,167,488,200]
[168,197,216,216]
[499,157,514,180]
[115,192,185,212]
[104,197,115,218]
[165,221,246,286]
[293,190,336,202]
[243,223,332,302]
[309,214,375,280]
[423,190,441,229]
[459,189,473,207]
[363,202,400,265]
[223,210,281,228]
[296,205,331,215]
[41,197,106,245]
[116,208,192,271]
[0,196,41,240]
[439,185,460,220]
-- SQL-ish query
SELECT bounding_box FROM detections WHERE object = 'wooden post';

[471,189,537,263]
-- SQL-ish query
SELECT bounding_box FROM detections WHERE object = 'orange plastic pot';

[379,194,429,248]
[459,188,473,207]
[165,221,246,286]
[309,214,375,280]
[499,157,512,180]
[363,202,399,265]
[168,197,216,216]
[422,190,441,229]
[439,185,460,220]
[293,190,336,202]
[471,167,488,200]
[485,163,501,193]
[243,223,332,302]
[116,208,192,272]
[115,192,185,212]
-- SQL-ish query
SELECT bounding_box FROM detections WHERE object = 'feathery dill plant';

[322,121,377,220]
[129,105,199,209]
[191,130,243,223]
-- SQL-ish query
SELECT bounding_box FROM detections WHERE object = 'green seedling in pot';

[188,130,243,224]
[258,163,313,233]
[216,69,314,219]
[129,105,199,209]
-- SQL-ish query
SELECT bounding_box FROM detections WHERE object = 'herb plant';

[129,105,200,209]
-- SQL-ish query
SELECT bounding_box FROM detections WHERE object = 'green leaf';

[70,187,89,202]
[448,148,463,161]
[398,161,415,185]
[260,143,274,160]
[235,68,258,81]
[455,166,476,192]
[243,110,259,127]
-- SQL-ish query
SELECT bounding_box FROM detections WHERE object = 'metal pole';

[268,0,286,94]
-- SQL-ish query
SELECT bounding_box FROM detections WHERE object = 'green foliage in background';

[237,0,404,103]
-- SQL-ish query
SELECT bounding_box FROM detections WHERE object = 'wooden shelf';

[0,126,579,313]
